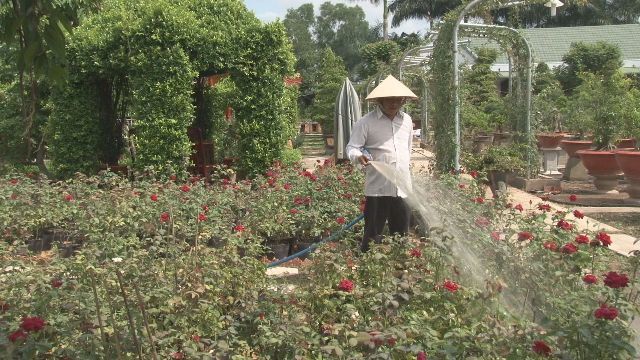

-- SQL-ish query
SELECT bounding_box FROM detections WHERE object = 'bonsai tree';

[621,87,640,150]
[533,63,567,133]
[566,72,636,149]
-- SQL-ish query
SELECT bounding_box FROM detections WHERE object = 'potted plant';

[463,144,529,198]
[615,88,640,200]
[570,72,633,191]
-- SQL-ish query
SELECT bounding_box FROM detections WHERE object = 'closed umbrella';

[334,78,361,161]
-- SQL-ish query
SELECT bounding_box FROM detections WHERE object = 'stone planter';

[577,150,623,193]
[560,140,593,181]
[615,150,640,200]
[473,134,494,153]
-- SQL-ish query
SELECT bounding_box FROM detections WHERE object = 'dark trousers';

[361,196,410,252]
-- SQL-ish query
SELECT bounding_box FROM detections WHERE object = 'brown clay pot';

[560,140,593,158]
[577,150,623,192]
[616,138,637,149]
[615,150,640,199]
[536,133,565,149]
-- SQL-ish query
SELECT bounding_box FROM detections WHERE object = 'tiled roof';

[466,24,640,71]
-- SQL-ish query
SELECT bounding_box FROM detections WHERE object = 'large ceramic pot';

[577,150,623,192]
[560,140,593,181]
[616,138,637,149]
[536,133,565,149]
[560,140,593,158]
[615,150,640,199]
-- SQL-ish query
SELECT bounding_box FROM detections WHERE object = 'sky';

[241,0,429,36]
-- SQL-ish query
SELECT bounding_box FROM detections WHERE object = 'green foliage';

[555,41,623,94]
[359,40,399,79]
[565,72,636,149]
[309,48,348,135]
[533,63,568,132]
[463,144,529,176]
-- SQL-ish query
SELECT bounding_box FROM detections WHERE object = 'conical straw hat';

[365,75,418,100]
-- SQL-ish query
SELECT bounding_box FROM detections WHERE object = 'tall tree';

[284,4,318,106]
[309,48,348,133]
[349,0,390,40]
[388,0,462,30]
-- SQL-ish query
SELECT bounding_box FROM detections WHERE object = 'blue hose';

[266,213,364,268]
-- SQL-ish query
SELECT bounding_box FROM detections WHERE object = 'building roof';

[466,24,640,74]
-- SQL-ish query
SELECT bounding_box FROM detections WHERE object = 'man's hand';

[358,154,370,166]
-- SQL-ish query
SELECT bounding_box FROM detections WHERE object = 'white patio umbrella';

[334,78,361,161]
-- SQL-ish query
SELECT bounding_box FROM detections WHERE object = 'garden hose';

[266,213,365,268]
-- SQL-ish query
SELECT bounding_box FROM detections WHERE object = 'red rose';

[513,204,523,212]
[597,232,612,247]
[417,351,428,360]
[443,280,459,293]
[336,217,346,225]
[160,212,170,223]
[474,217,490,228]
[573,210,584,219]
[169,175,177,181]
[64,194,74,202]
[603,271,629,288]
[518,231,533,241]
[532,340,552,356]
[283,183,292,190]
[20,316,45,332]
[458,184,466,189]
[233,224,246,232]
[543,241,558,251]
[538,203,551,212]
[8,329,28,342]
[180,184,191,192]
[202,204,209,212]
[9,178,18,185]
[561,243,578,254]
[50,279,63,288]
[569,194,578,202]
[409,247,422,258]
[338,279,354,292]
[191,334,201,342]
[469,170,479,179]
[150,194,158,202]
[171,352,185,360]
[556,220,573,231]
[198,213,207,222]
[490,231,501,241]
[575,234,589,244]
[594,304,619,320]
[289,208,299,215]
[583,274,598,284]
[473,197,484,204]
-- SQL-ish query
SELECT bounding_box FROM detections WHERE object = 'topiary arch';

[48,0,298,178]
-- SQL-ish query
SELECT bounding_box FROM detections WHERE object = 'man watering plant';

[346,75,417,252]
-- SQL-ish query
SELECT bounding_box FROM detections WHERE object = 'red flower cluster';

[532,340,552,356]
[171,352,185,359]
[543,241,558,251]
[573,210,584,219]
[416,351,428,360]
[64,194,74,202]
[150,194,159,202]
[336,217,346,225]
[490,231,501,241]
[575,234,589,244]
[569,194,578,202]
[469,170,479,179]
[198,213,207,222]
[283,183,292,190]
[409,247,422,258]
[583,274,598,284]
[443,280,459,293]
[160,212,170,223]
[472,197,484,204]
[180,184,191,192]
[233,224,246,232]
[50,279,63,288]
[21,316,46,332]
[338,279,354,292]
[594,304,619,320]
[300,170,317,181]
[202,204,209,212]
[293,196,311,205]
[603,271,629,288]
[561,243,578,254]
[556,220,573,231]
[458,184,466,189]
[289,208,299,215]
[514,204,524,212]
[518,231,533,241]
[596,232,612,246]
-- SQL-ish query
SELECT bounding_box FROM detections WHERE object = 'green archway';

[48,0,297,177]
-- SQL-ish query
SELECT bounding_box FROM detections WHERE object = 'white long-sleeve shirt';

[346,106,413,198]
